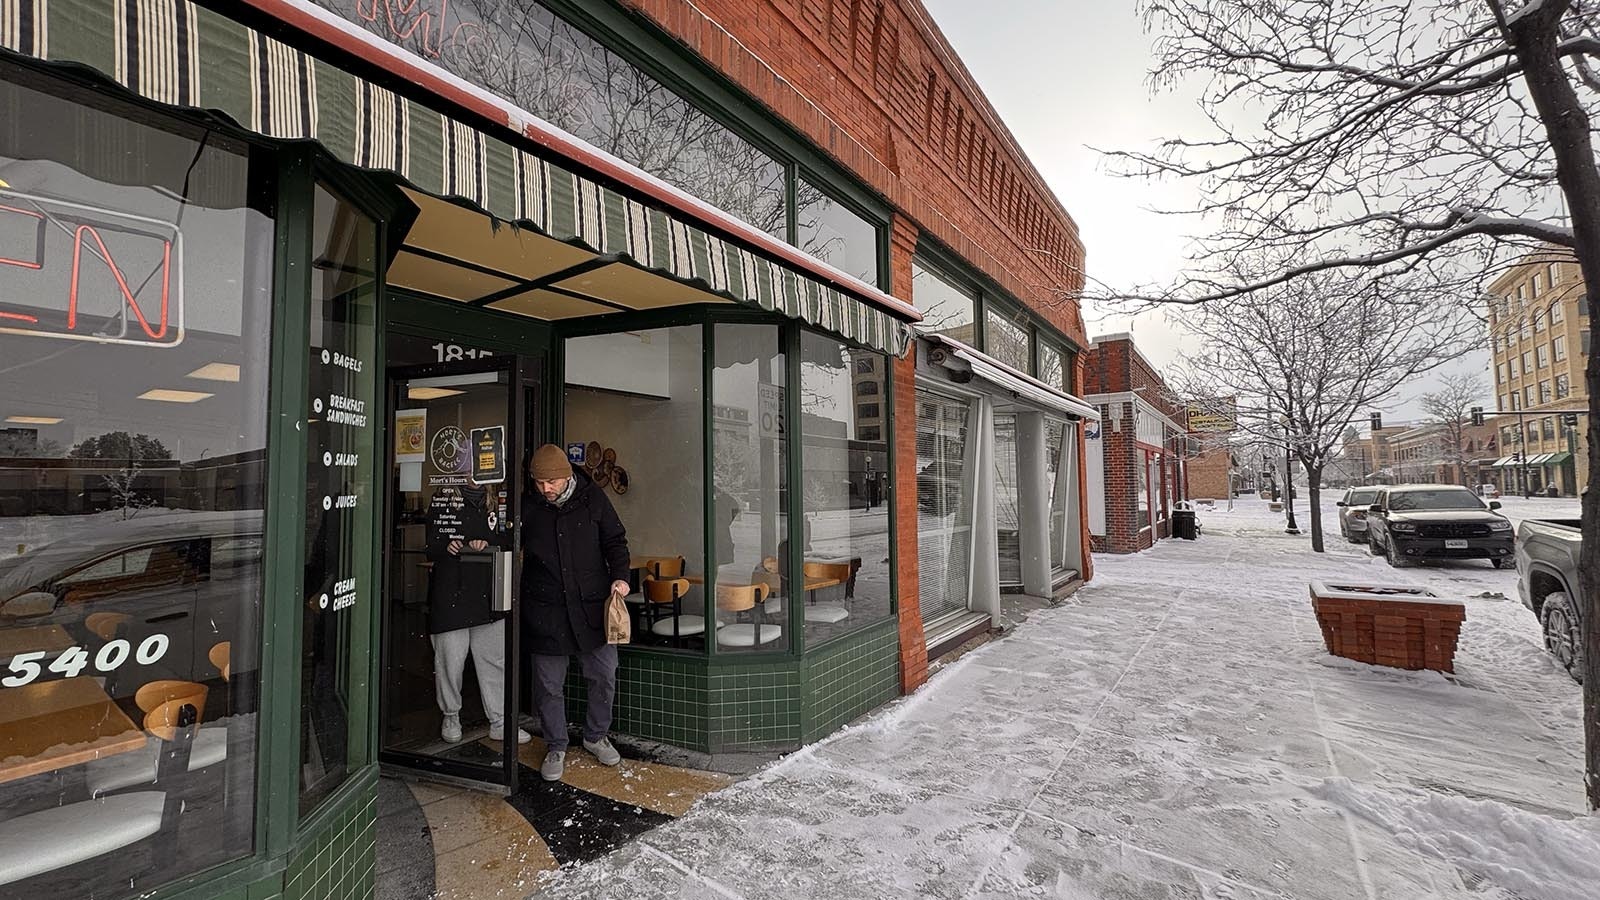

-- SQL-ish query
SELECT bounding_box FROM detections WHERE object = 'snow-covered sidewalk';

[532,498,1597,899]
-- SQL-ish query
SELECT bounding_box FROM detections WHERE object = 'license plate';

[1445,539,1469,549]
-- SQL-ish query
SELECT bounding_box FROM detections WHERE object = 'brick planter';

[1308,582,1466,673]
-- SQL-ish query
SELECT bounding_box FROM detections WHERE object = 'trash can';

[1172,501,1198,540]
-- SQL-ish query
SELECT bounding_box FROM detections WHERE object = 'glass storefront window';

[994,413,1022,586]
[564,327,705,651]
[299,184,380,816]
[1038,342,1066,393]
[985,306,1032,374]
[711,324,788,652]
[1136,451,1152,528]
[0,65,271,895]
[911,263,977,343]
[915,392,974,626]
[798,333,891,644]
[1046,421,1070,573]
[795,179,880,286]
[315,0,788,238]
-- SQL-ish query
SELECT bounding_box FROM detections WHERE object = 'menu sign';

[303,203,378,620]
[471,425,506,484]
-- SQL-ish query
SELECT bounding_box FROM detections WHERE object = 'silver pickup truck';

[1515,518,1585,682]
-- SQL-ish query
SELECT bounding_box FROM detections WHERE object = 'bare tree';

[1118,0,1600,810]
[1422,373,1488,484]
[1173,268,1477,553]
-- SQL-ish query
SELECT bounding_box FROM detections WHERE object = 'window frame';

[912,240,1082,380]
[539,0,891,288]
[550,309,899,661]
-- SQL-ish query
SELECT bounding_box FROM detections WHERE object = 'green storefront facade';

[0,1,926,897]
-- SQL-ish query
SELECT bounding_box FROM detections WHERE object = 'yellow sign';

[394,409,427,463]
[1187,404,1236,433]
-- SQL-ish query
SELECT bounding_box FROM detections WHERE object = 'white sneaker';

[441,715,462,744]
[489,723,531,744]
[541,750,566,782]
[583,737,621,766]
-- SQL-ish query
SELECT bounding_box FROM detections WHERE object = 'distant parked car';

[0,510,261,698]
[1515,517,1584,682]
[1477,484,1501,500]
[1366,484,1514,569]
[1335,486,1380,543]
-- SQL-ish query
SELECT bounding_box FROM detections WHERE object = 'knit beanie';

[531,443,573,481]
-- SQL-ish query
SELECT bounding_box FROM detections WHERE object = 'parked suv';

[1366,485,1515,568]
[1335,486,1380,542]
[1515,517,1584,682]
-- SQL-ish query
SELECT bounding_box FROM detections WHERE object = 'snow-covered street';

[531,496,1597,900]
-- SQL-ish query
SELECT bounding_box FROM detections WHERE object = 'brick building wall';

[614,0,1092,687]
[1086,335,1184,554]
[1188,448,1232,500]
[615,0,1088,344]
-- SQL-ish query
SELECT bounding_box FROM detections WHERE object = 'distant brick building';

[1084,334,1189,553]
[1187,446,1235,500]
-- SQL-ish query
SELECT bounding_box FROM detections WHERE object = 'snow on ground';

[530,496,1594,900]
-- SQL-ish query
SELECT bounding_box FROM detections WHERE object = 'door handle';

[147,612,189,624]
[493,550,514,612]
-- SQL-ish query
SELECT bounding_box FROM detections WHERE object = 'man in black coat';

[522,443,630,781]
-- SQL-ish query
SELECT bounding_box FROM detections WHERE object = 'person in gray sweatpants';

[520,444,630,781]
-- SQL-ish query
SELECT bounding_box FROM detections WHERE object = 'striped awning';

[0,0,916,356]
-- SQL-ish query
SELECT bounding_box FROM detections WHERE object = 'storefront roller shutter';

[915,391,975,626]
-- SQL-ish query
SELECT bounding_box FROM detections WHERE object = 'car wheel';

[1541,592,1585,683]
[1386,539,1409,568]
[1368,533,1383,556]
[1490,557,1512,570]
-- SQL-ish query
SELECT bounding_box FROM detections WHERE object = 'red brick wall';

[610,0,1095,686]
[888,215,927,691]
[1188,449,1232,500]
[614,0,1088,347]
[1086,337,1181,554]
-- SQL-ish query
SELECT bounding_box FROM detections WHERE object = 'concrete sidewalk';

[529,501,1594,899]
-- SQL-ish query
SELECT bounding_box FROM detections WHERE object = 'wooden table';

[0,624,73,661]
[0,677,147,785]
[683,575,841,592]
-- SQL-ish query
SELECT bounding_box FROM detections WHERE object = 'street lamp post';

[1282,415,1301,535]
[1513,396,1533,499]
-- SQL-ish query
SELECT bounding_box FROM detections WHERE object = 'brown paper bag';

[605,589,631,644]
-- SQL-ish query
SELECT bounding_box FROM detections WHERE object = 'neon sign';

[0,191,183,347]
[344,0,484,60]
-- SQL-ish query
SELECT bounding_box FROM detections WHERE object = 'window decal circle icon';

[431,426,469,473]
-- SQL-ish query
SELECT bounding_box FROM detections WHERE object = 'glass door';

[379,355,533,792]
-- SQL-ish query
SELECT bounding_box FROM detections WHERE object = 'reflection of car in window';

[0,511,262,697]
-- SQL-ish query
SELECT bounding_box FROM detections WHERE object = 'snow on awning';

[924,334,1100,420]
[0,0,920,356]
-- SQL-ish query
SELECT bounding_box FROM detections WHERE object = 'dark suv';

[1366,485,1515,568]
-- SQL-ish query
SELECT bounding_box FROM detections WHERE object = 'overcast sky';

[920,0,1492,424]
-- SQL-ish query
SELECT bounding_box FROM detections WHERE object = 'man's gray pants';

[430,620,506,727]
[532,643,617,752]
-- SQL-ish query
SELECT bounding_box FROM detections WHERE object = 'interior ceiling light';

[408,387,465,400]
[5,415,63,425]
[186,362,241,382]
[138,388,214,404]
